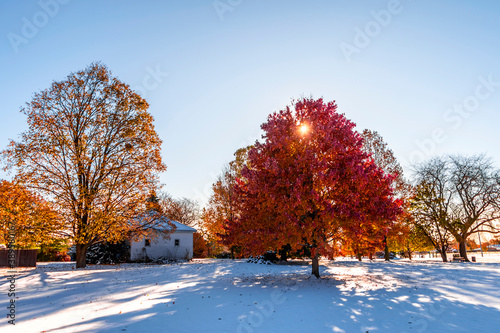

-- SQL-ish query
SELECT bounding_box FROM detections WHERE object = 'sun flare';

[299,124,309,135]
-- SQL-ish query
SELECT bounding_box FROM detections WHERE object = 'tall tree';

[447,155,500,260]
[361,129,411,260]
[410,182,455,262]
[202,147,251,257]
[0,180,63,248]
[1,63,166,268]
[412,155,500,261]
[361,129,409,196]
[410,158,456,262]
[225,98,402,277]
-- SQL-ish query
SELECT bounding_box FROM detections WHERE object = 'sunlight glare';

[299,124,309,135]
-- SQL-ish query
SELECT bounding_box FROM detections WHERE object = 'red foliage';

[223,98,402,267]
[193,232,208,258]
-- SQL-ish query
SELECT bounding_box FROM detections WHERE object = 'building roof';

[159,219,197,232]
[150,217,196,233]
[135,212,197,233]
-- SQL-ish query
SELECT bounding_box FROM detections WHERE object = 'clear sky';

[1,0,499,205]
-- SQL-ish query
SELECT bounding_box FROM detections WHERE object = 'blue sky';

[1,0,499,205]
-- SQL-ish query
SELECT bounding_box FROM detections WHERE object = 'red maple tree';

[224,98,402,277]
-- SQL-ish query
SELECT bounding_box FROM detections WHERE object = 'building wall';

[130,231,194,261]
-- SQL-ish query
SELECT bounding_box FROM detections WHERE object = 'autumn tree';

[412,155,500,261]
[192,232,208,258]
[341,220,387,261]
[224,98,402,278]
[491,235,500,245]
[200,207,225,257]
[201,147,251,257]
[0,180,63,248]
[360,129,410,260]
[387,212,432,259]
[1,63,166,268]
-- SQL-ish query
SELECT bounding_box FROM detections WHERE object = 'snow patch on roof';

[136,212,197,232]
[155,218,196,232]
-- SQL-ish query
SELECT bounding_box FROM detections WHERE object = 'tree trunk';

[440,245,448,262]
[75,244,88,268]
[311,253,320,279]
[356,252,362,261]
[384,235,390,261]
[459,240,469,261]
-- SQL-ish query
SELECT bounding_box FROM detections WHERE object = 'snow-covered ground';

[1,258,500,333]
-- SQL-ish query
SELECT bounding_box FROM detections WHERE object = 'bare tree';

[411,158,456,262]
[446,155,500,260]
[160,194,201,228]
[412,155,500,261]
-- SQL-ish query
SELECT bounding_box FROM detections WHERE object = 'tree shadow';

[3,259,500,332]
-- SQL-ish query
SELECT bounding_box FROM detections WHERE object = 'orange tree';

[385,209,433,259]
[0,180,63,248]
[202,147,251,257]
[1,63,166,267]
[224,98,402,277]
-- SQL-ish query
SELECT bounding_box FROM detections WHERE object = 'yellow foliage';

[1,63,166,266]
[0,180,63,248]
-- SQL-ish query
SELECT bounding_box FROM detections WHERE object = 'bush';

[375,251,396,259]
[86,241,129,264]
[37,239,70,262]
[216,252,231,259]
[150,257,188,265]
[278,244,312,261]
[262,251,278,262]
[247,255,274,265]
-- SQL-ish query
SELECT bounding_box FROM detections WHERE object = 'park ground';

[1,256,500,333]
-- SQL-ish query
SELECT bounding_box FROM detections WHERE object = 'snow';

[1,258,500,332]
[157,220,196,232]
[137,215,196,232]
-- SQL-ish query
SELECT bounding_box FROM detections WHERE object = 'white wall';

[130,231,194,261]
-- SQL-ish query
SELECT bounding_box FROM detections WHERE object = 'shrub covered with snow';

[149,256,188,265]
[86,241,129,264]
[246,255,274,265]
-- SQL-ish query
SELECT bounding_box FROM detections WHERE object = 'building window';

[174,239,180,246]
[145,239,151,247]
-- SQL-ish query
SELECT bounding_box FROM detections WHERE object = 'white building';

[130,220,196,261]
